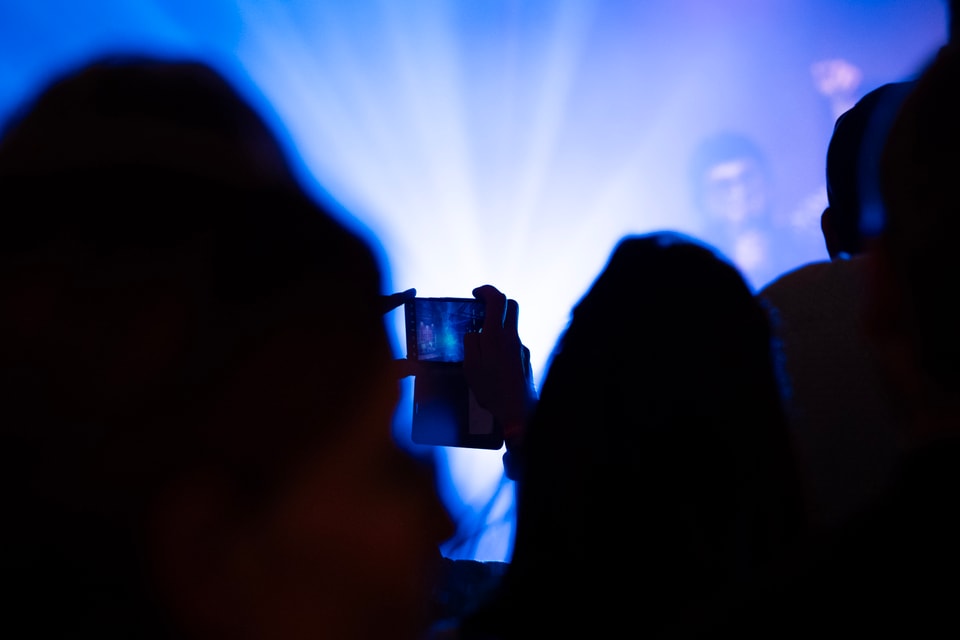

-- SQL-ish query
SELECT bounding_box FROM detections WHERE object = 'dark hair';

[471,232,803,637]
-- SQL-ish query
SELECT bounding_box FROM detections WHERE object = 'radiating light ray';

[501,1,598,271]
[376,0,488,290]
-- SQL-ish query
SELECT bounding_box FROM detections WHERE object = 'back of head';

[493,232,802,635]
[825,82,913,257]
[0,53,387,427]
[0,55,294,187]
[879,44,960,398]
[0,55,393,637]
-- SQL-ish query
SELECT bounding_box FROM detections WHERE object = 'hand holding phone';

[464,285,537,451]
[401,287,536,451]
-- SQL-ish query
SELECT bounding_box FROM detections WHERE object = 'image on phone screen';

[406,297,485,363]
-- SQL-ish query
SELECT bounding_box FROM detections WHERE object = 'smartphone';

[404,297,485,363]
[403,297,503,450]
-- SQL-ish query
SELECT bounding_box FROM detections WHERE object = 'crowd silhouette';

[2,1,959,638]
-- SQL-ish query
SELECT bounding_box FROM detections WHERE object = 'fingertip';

[505,298,520,329]
[472,284,503,299]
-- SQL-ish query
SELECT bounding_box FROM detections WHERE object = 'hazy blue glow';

[0,0,948,561]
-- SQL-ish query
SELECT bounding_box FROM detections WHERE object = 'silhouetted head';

[0,55,451,640]
[493,232,802,636]
[0,55,295,188]
[823,82,913,258]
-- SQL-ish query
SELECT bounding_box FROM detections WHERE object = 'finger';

[473,284,507,330]
[521,344,535,385]
[379,288,417,314]
[504,299,520,335]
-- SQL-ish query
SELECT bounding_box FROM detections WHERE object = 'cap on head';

[824,81,913,257]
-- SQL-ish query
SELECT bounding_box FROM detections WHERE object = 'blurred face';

[701,156,768,226]
[238,379,453,640]
[166,325,454,640]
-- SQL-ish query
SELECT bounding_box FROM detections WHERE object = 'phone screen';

[405,297,485,363]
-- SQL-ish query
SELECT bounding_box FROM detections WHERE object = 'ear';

[820,207,840,259]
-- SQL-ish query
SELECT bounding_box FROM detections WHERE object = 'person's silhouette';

[449,232,804,639]
[0,55,453,640]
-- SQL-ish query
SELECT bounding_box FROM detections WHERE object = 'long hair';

[468,232,803,638]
